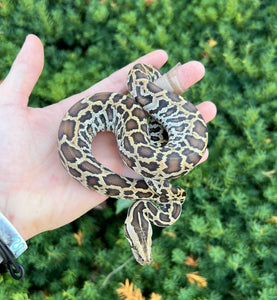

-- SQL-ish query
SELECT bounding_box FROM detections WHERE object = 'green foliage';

[1,0,277,299]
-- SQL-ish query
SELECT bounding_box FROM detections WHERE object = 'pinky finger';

[197,148,209,165]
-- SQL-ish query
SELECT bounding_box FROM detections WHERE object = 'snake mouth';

[131,247,153,266]
[136,256,153,266]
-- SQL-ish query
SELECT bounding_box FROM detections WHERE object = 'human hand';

[0,35,216,241]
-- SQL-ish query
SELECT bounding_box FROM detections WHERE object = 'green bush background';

[1,0,276,299]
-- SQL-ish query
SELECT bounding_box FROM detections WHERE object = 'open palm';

[0,35,216,241]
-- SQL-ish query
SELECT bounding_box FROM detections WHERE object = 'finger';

[197,149,209,165]
[83,49,168,95]
[196,101,217,123]
[177,62,217,123]
[178,60,206,90]
[0,34,44,106]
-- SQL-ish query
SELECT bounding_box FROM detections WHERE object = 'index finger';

[58,50,169,111]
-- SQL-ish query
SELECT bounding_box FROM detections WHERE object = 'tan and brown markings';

[57,63,208,265]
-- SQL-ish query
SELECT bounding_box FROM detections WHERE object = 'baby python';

[57,63,208,265]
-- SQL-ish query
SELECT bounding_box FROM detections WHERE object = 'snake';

[57,63,208,265]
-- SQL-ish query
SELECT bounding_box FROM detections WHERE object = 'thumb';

[0,34,44,106]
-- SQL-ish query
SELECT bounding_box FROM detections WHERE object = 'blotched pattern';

[57,63,208,265]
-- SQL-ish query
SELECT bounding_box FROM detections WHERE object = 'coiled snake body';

[57,63,208,265]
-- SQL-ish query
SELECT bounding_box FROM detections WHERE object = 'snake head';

[124,201,153,265]
[124,222,153,265]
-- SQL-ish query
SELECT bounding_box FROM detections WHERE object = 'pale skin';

[0,35,217,241]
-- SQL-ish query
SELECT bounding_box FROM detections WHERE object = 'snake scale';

[57,63,208,265]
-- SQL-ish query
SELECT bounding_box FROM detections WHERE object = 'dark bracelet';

[0,212,28,280]
[0,239,25,280]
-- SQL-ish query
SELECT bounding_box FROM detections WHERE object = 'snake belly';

[57,63,208,265]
